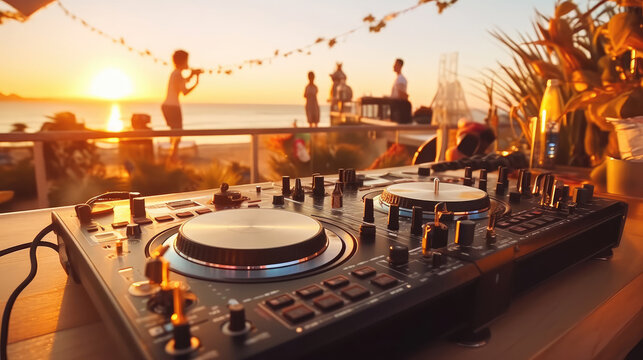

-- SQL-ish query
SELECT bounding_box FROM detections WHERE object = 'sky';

[0,0,560,108]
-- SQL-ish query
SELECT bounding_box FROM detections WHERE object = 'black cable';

[85,191,131,207]
[1,223,56,360]
[0,241,58,258]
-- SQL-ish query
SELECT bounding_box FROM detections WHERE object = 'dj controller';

[52,157,628,359]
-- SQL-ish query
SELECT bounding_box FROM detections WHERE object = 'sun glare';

[107,103,124,132]
[90,68,133,100]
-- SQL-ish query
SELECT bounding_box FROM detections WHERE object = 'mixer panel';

[52,161,627,359]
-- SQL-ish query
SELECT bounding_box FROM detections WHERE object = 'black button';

[266,294,294,310]
[313,294,344,312]
[522,213,536,219]
[134,218,153,225]
[496,221,511,228]
[323,275,350,289]
[508,218,521,224]
[351,266,376,279]
[296,285,324,299]
[540,216,558,223]
[522,222,538,230]
[514,215,529,221]
[195,208,213,215]
[248,204,260,208]
[530,219,547,226]
[86,225,99,232]
[509,226,529,234]
[282,304,315,324]
[530,210,543,216]
[111,221,128,228]
[341,284,370,301]
[154,215,174,222]
[371,274,398,289]
[175,211,193,218]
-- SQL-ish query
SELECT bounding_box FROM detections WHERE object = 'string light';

[56,0,458,75]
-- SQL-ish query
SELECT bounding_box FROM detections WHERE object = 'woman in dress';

[304,71,320,128]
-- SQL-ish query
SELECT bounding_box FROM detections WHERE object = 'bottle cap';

[547,79,561,87]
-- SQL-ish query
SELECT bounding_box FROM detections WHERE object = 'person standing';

[390,58,408,100]
[329,63,346,111]
[336,78,353,112]
[304,71,320,128]
[162,50,200,162]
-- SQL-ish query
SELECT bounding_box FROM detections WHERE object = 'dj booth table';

[1,188,641,359]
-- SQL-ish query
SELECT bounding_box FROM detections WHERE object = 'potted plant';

[482,0,642,167]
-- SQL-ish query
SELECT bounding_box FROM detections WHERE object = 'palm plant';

[266,133,370,179]
[480,0,642,166]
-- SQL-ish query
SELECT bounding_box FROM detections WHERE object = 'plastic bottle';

[530,79,564,169]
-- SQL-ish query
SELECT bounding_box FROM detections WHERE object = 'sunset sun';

[89,68,133,100]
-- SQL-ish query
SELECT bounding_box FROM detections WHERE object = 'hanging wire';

[55,0,458,75]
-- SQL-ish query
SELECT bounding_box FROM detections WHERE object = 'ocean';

[0,100,331,144]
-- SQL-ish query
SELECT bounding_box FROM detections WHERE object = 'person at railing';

[389,58,412,123]
[390,58,408,100]
[304,71,320,128]
[336,78,353,113]
[162,50,201,162]
[329,62,346,111]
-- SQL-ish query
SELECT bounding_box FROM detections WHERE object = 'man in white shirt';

[162,50,200,162]
[390,58,408,100]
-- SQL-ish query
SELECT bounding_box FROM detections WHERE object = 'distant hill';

[0,92,24,101]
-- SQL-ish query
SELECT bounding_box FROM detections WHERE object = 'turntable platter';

[380,182,490,213]
[176,209,327,267]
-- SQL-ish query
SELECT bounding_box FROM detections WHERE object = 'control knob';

[582,184,594,201]
[573,187,591,205]
[128,192,141,209]
[292,179,305,202]
[421,202,450,256]
[455,220,476,247]
[519,170,532,196]
[312,176,325,198]
[388,245,409,266]
[272,195,284,206]
[478,169,488,192]
[462,166,473,186]
[165,282,200,355]
[432,252,447,267]
[75,204,92,224]
[213,183,247,209]
[331,182,343,208]
[387,204,400,231]
[410,206,423,235]
[359,223,376,241]
[126,223,141,238]
[363,197,375,223]
[131,197,146,218]
[222,303,252,335]
[418,166,431,177]
[282,176,291,196]
[486,210,497,245]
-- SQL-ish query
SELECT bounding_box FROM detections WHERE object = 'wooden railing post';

[33,141,49,208]
[250,134,259,183]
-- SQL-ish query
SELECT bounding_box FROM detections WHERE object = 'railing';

[0,123,439,208]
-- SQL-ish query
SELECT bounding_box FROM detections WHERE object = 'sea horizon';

[0,98,487,145]
[0,99,335,144]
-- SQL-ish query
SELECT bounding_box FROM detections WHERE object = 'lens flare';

[106,103,124,132]
[90,68,133,100]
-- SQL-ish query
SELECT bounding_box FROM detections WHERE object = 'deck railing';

[0,123,441,208]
